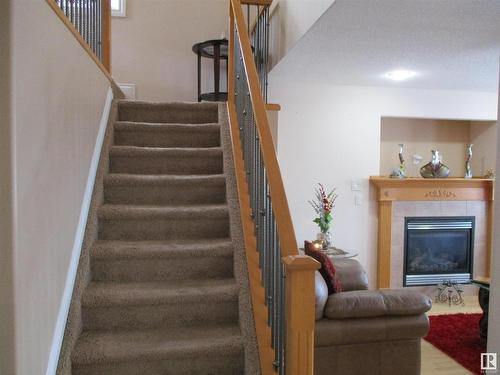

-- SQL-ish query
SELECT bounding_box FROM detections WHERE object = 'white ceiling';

[271,0,500,92]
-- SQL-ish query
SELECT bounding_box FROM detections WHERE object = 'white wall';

[0,1,16,375]
[269,79,498,287]
[112,0,229,102]
[488,73,500,357]
[11,2,110,374]
[268,0,335,68]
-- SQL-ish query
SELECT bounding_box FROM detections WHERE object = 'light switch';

[351,179,362,192]
[354,192,363,206]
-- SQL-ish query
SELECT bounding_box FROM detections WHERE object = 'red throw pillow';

[304,241,342,294]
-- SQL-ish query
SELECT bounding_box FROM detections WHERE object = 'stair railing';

[46,0,111,72]
[228,1,320,374]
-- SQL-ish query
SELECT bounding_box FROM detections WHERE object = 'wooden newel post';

[283,255,320,375]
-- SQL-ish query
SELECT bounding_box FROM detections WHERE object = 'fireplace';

[404,217,474,286]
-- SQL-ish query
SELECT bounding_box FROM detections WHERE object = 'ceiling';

[271,0,500,92]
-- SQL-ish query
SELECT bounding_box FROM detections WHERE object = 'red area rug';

[424,313,485,374]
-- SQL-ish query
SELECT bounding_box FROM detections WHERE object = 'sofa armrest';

[333,258,368,291]
[324,289,432,319]
[315,271,328,320]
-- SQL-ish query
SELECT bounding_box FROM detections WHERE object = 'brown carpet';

[64,101,259,375]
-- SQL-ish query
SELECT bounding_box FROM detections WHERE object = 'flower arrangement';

[308,183,338,235]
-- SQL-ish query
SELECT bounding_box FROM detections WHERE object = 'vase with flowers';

[308,183,338,249]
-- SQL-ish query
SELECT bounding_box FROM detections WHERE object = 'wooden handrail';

[266,103,281,111]
[101,0,111,72]
[249,3,268,35]
[45,0,120,96]
[230,0,298,258]
[228,1,320,374]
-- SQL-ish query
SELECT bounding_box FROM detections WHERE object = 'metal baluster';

[92,0,97,55]
[263,8,267,100]
[89,0,93,52]
[77,0,81,37]
[97,0,101,59]
[86,0,89,46]
[279,255,286,375]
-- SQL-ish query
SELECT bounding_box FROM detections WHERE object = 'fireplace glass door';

[404,217,474,286]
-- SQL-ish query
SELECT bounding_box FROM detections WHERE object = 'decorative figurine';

[465,144,473,179]
[420,150,450,178]
[484,169,495,179]
[390,144,407,179]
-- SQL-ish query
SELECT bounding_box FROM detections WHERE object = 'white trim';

[111,0,126,17]
[118,83,136,100]
[45,87,113,375]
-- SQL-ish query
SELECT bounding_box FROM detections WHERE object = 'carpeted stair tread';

[109,145,223,156]
[114,122,220,148]
[90,239,234,282]
[104,173,226,186]
[103,174,226,205]
[118,101,219,124]
[82,279,238,307]
[114,121,220,132]
[91,239,233,259]
[72,324,243,366]
[109,146,223,175]
[98,204,228,219]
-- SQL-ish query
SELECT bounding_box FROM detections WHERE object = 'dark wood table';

[471,276,490,339]
[192,39,228,102]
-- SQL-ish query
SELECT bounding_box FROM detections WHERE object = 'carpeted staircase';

[69,101,258,375]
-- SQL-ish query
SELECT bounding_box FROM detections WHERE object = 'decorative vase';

[316,231,332,249]
[420,150,450,178]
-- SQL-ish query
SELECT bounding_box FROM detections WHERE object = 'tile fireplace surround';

[370,177,494,290]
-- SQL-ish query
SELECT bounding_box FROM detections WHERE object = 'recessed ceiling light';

[384,69,417,82]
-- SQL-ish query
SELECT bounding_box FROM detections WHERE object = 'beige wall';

[470,120,497,177]
[268,0,335,69]
[269,79,498,288]
[488,74,500,357]
[111,0,229,102]
[0,1,16,374]
[11,2,110,374]
[380,118,497,178]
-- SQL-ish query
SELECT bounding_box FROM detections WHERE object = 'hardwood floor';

[421,295,482,375]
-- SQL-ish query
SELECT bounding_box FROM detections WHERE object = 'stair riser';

[104,183,226,205]
[92,256,233,282]
[118,105,218,124]
[109,154,223,175]
[98,216,229,240]
[114,130,220,148]
[73,354,244,375]
[82,300,239,330]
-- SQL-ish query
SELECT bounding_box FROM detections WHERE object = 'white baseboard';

[45,87,114,375]
[118,83,136,100]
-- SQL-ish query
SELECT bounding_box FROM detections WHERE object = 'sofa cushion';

[315,314,430,346]
[333,258,368,291]
[324,289,432,319]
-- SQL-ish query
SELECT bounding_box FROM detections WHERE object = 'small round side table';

[192,39,228,102]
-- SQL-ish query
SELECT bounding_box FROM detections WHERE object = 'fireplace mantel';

[370,176,495,288]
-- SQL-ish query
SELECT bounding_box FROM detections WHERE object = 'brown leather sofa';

[314,258,432,375]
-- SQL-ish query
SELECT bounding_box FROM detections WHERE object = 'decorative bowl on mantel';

[420,150,450,178]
